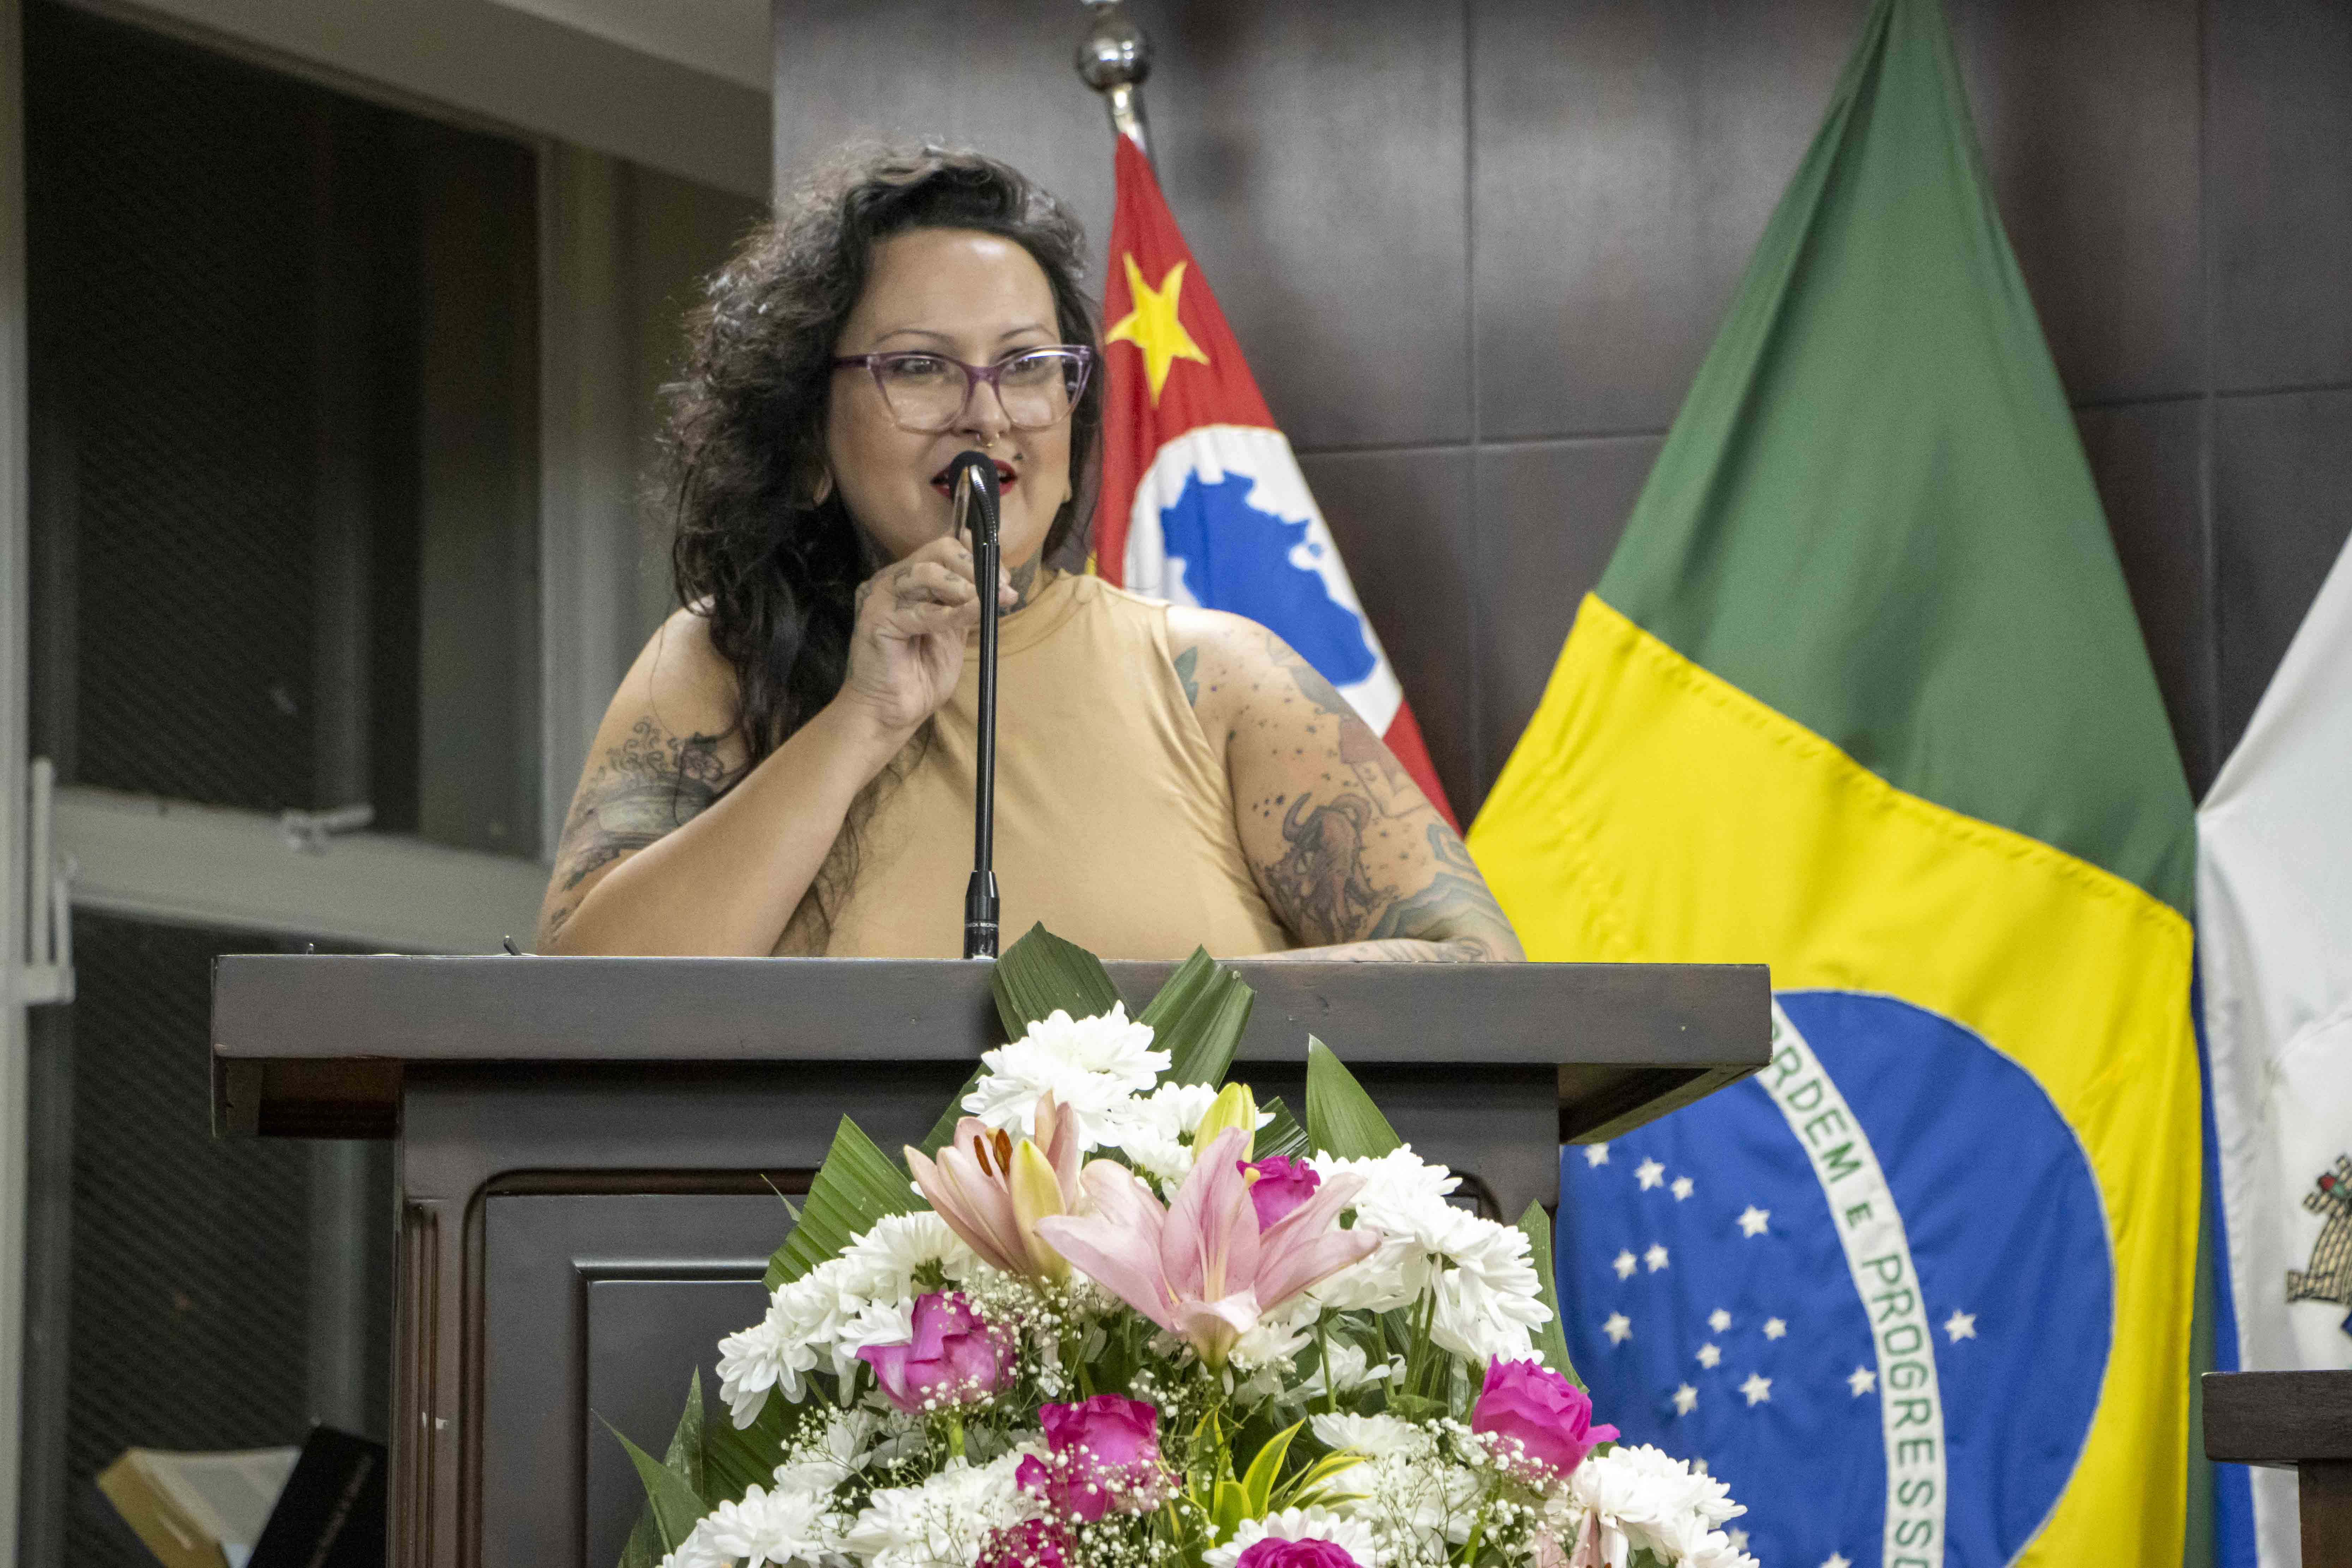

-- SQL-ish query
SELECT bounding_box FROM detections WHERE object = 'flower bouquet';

[616,930,1752,1568]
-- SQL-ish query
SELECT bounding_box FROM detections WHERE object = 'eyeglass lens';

[873,350,1084,433]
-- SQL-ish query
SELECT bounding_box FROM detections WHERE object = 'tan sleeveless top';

[807,572,1291,960]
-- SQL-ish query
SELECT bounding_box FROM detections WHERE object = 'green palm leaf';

[766,1116,924,1292]
[1305,1038,1403,1158]
[1516,1201,1584,1389]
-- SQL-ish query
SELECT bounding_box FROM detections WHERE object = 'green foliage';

[1238,1420,1301,1516]
[702,1391,798,1505]
[1254,1097,1311,1163]
[1141,947,1255,1087]
[614,1372,707,1568]
[766,1117,924,1292]
[1304,1038,1403,1158]
[608,1414,709,1562]
[1210,1478,1251,1544]
[1516,1201,1586,1390]
[1277,1450,1367,1510]
[994,923,1121,1035]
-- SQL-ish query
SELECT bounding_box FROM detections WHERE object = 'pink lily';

[1033,1129,1378,1367]
[905,1092,1082,1280]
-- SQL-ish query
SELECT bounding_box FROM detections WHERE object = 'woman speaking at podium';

[536,145,1522,965]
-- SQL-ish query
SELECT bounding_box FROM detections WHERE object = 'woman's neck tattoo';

[1006,555,1043,613]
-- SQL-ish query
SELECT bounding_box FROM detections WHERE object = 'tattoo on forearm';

[1241,630,1519,961]
[549,719,732,898]
[1364,828,1519,959]
[1268,792,1382,946]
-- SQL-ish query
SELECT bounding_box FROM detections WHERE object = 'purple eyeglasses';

[830,345,1094,433]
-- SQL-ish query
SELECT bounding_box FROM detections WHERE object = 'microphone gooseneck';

[947,451,1003,960]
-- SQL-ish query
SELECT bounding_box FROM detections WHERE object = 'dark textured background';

[773,0,2352,812]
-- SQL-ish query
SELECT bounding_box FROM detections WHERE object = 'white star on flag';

[1643,1243,1670,1273]
[1820,1555,1852,1568]
[1672,1383,1698,1416]
[1602,1312,1632,1345]
[1847,1365,1876,1397]
[1670,1175,1694,1201]
[1736,1205,1771,1237]
[1740,1372,1772,1406]
[1635,1158,1666,1190]
[1708,1308,1732,1333]
[1944,1310,1978,1342]
[1584,1143,1610,1167]
[1612,1249,1637,1280]
[1728,1531,1747,1553]
[1763,1317,1788,1340]
[1696,1342,1722,1369]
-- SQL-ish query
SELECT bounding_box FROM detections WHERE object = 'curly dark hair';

[658,141,1101,947]
[664,140,1102,759]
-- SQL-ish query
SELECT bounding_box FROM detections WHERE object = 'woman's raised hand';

[835,531,1015,738]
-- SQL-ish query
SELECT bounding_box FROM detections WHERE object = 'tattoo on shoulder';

[1172,645,1201,707]
[1263,633,1408,791]
[551,718,733,894]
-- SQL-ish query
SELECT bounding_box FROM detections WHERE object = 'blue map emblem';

[1158,469,1376,687]
[1557,991,2111,1567]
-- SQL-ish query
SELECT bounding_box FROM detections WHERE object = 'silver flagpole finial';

[1075,0,1154,161]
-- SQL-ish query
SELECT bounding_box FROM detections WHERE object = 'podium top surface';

[209,954,1770,1140]
[2202,1370,2352,1466]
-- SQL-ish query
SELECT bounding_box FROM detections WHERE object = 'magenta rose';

[1235,1540,1362,1568]
[856,1292,1010,1414]
[1017,1394,1168,1521]
[1238,1155,1322,1230]
[1471,1357,1618,1477]
[976,1518,1069,1568]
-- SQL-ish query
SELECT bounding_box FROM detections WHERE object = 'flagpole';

[1075,0,1154,162]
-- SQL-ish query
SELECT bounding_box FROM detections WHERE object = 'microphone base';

[962,872,1000,960]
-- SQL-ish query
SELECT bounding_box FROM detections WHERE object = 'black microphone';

[946,450,1002,960]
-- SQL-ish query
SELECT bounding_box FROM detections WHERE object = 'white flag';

[2198,534,2352,1568]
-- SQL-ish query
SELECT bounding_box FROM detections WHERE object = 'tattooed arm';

[1168,608,1523,963]
[536,608,910,954]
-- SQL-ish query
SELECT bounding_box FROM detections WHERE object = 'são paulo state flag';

[1091,135,1458,829]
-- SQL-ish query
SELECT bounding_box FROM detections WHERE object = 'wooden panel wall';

[773,0,2352,813]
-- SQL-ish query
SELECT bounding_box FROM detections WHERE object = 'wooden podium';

[2204,1369,2352,1564]
[209,955,1768,1568]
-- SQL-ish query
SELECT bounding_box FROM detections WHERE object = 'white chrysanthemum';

[1204,1507,1387,1568]
[717,1212,974,1426]
[1430,1266,1547,1364]
[963,1004,1169,1147]
[1102,1081,1223,1182]
[1294,1341,1403,1404]
[1570,1444,1747,1566]
[717,1296,824,1426]
[1308,1147,1549,1357]
[699,1483,843,1568]
[656,1520,736,1568]
[1308,1412,1432,1463]
[842,1452,1036,1568]
[837,1211,976,1302]
[1229,1293,1321,1376]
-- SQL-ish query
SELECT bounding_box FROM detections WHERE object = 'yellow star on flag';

[1105,253,1209,403]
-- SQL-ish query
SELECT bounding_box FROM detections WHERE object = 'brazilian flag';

[1467,0,2199,1563]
